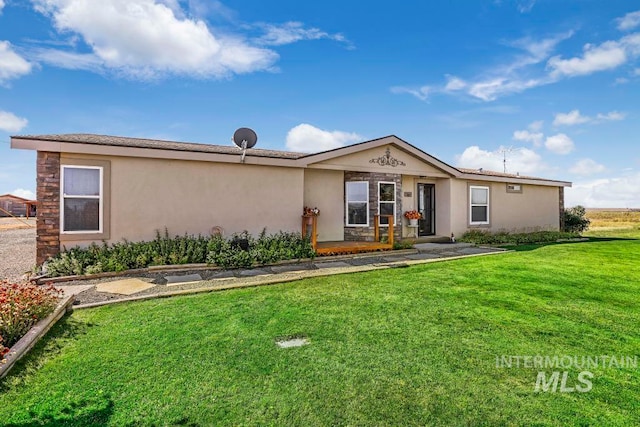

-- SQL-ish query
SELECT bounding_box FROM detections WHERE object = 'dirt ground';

[0,217,35,231]
[0,218,36,282]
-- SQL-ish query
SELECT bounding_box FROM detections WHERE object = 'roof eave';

[10,136,303,168]
[458,172,572,187]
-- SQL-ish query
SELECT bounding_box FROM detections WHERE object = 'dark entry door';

[417,184,435,236]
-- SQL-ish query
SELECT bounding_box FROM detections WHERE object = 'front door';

[417,183,435,236]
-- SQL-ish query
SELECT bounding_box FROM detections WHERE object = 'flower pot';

[409,218,418,226]
[306,216,314,225]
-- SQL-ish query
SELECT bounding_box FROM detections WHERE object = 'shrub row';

[44,229,315,277]
[459,230,581,245]
[0,280,62,353]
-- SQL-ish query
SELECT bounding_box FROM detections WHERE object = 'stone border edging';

[0,293,75,380]
[35,249,420,284]
[73,250,510,310]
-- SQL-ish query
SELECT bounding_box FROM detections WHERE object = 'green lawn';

[1,238,639,426]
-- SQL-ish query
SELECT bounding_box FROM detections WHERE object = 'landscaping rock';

[164,274,203,286]
[95,278,155,295]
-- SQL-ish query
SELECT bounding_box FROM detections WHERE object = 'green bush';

[45,229,314,277]
[459,230,581,245]
[206,230,315,269]
[563,205,591,233]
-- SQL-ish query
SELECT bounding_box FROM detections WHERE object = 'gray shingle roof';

[14,133,306,160]
[14,133,568,185]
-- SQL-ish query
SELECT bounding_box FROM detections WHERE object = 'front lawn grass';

[1,239,639,425]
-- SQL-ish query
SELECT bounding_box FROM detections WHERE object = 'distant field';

[585,209,640,238]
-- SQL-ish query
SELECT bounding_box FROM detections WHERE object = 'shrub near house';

[44,229,314,277]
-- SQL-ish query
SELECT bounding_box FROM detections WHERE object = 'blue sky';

[1,0,639,207]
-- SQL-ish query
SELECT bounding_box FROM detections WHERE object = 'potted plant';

[404,210,421,226]
[303,206,320,225]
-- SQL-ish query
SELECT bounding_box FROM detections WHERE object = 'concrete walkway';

[56,243,507,308]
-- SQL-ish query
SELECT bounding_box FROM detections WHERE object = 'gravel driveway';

[0,226,36,282]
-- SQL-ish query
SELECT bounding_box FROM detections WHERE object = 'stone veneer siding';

[344,171,403,242]
[36,152,61,264]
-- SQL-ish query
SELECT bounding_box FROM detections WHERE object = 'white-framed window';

[61,165,103,233]
[469,185,489,225]
[378,182,396,227]
[346,181,369,226]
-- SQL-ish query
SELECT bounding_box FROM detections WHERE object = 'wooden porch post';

[302,215,318,251]
[374,215,380,242]
[374,214,393,246]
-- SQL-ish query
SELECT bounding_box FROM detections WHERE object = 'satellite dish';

[232,127,258,163]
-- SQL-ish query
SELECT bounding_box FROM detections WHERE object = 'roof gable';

[297,135,459,176]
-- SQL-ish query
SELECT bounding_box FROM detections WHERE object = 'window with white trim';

[61,165,103,233]
[378,182,396,227]
[469,186,489,225]
[346,181,369,226]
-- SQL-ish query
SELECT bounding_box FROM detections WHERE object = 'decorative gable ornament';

[369,148,406,167]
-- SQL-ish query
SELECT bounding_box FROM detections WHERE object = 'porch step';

[409,235,452,244]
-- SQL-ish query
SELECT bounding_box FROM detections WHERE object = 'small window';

[470,186,489,225]
[346,181,369,226]
[507,183,522,193]
[378,182,396,226]
[61,166,103,233]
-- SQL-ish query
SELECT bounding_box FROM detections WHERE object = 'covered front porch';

[304,214,396,255]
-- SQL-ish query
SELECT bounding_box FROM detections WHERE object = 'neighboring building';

[0,194,36,218]
[11,134,571,264]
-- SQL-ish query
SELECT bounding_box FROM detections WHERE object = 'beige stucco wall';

[303,169,344,242]
[448,179,560,237]
[400,175,416,237]
[435,178,452,237]
[311,145,450,177]
[60,154,304,247]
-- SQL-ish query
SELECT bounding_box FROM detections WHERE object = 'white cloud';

[0,110,28,132]
[547,34,640,77]
[11,188,36,200]
[545,133,574,154]
[565,172,640,208]
[255,22,350,47]
[286,123,362,153]
[616,10,640,31]
[31,0,278,79]
[553,109,626,126]
[455,145,545,175]
[553,110,590,126]
[0,0,5,13]
[0,41,33,83]
[394,32,571,102]
[390,85,430,101]
[569,158,606,176]
[513,130,544,147]
[517,0,536,13]
[396,12,640,102]
[596,111,626,121]
[444,75,467,91]
[528,120,544,132]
